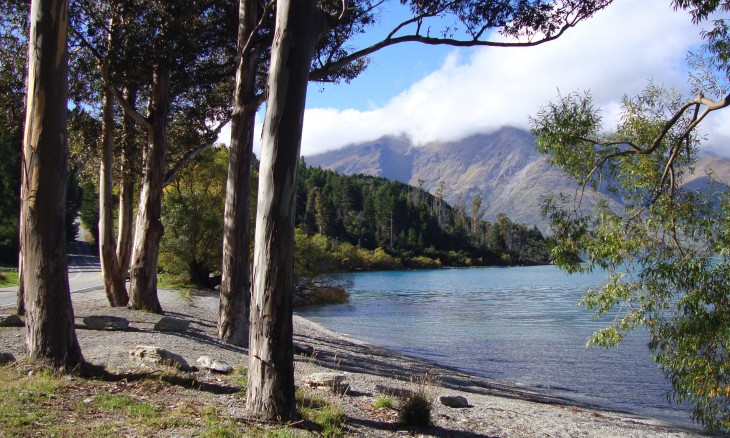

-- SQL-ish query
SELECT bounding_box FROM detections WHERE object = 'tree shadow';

[291,328,596,409]
[76,361,241,395]
[345,416,498,437]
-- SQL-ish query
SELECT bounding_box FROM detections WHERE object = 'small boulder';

[197,356,233,374]
[153,316,190,332]
[0,314,23,327]
[129,345,190,370]
[83,315,129,331]
[439,395,469,408]
[0,352,16,365]
[304,372,347,388]
[375,384,414,399]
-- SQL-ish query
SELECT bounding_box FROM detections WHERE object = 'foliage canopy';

[531,77,730,432]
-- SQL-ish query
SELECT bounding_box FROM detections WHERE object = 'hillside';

[306,127,730,231]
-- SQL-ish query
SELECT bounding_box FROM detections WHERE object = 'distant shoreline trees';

[158,151,552,287]
[296,163,552,268]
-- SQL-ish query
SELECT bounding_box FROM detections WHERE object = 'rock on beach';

[439,395,470,408]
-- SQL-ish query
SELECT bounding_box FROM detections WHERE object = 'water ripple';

[297,266,691,425]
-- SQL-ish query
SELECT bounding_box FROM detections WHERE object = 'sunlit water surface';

[296,266,692,425]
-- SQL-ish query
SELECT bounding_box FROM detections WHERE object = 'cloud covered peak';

[299,0,730,157]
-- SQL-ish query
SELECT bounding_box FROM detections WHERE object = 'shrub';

[362,247,401,270]
[332,242,367,271]
[294,286,350,307]
[399,389,431,427]
[407,256,441,269]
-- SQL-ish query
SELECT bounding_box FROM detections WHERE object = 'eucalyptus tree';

[530,2,730,429]
[116,88,142,280]
[72,0,237,312]
[83,1,129,305]
[21,0,84,367]
[69,0,148,306]
[217,0,268,349]
[247,0,613,421]
[0,0,27,314]
[217,0,370,346]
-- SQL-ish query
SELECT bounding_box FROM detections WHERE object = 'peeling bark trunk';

[246,0,326,421]
[21,0,83,367]
[99,88,128,306]
[16,269,24,315]
[17,183,24,316]
[116,88,138,278]
[218,0,258,348]
[127,66,169,314]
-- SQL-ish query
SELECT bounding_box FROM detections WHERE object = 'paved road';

[0,241,103,310]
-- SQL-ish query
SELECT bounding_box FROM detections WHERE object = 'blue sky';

[244,0,730,157]
[305,2,455,111]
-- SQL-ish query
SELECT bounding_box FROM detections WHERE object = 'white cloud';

[299,0,730,156]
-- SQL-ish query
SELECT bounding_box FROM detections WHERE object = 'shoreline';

[292,314,705,434]
[295,312,691,425]
[0,288,712,436]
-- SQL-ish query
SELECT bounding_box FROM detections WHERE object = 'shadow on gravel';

[154,323,249,356]
[77,362,240,395]
[346,417,498,438]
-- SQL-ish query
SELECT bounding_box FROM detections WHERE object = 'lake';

[295,265,692,425]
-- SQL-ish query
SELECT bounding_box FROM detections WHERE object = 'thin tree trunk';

[99,88,128,306]
[218,0,258,347]
[116,87,138,278]
[17,184,24,316]
[128,66,169,314]
[247,0,326,421]
[21,0,83,367]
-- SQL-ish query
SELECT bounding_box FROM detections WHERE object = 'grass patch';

[373,396,395,409]
[0,270,18,287]
[0,365,69,433]
[0,362,287,436]
[92,392,165,420]
[230,366,248,397]
[296,390,345,437]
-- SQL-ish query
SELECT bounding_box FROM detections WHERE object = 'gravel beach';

[0,287,713,437]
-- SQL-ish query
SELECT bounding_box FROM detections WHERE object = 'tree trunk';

[189,260,210,289]
[247,0,326,421]
[99,88,128,306]
[127,66,169,314]
[218,0,258,347]
[116,87,138,278]
[21,0,83,367]
[17,186,24,316]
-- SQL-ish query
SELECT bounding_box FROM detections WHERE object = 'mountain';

[306,127,730,230]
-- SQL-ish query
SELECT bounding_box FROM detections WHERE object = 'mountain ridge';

[306,127,730,231]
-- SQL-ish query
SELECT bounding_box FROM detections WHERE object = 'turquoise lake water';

[295,265,693,425]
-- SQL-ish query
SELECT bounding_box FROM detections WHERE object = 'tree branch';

[70,26,151,130]
[309,17,577,81]
[643,92,730,156]
[241,0,276,60]
[162,117,231,187]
